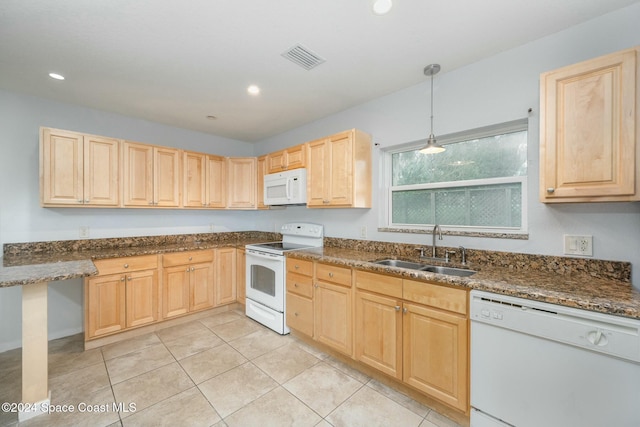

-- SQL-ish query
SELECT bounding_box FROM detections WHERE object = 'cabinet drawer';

[162,250,214,267]
[355,270,402,298]
[286,272,313,298]
[316,263,351,287]
[287,258,313,276]
[403,279,468,315]
[286,292,313,336]
[94,255,158,275]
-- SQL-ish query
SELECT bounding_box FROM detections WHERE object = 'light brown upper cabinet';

[40,127,120,207]
[183,151,227,208]
[267,143,307,174]
[540,46,640,202]
[123,142,181,207]
[306,129,372,208]
[227,157,257,209]
[256,155,268,210]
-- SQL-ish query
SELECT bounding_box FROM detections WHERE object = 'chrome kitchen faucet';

[432,224,442,258]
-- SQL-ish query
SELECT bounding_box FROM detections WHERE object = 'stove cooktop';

[247,241,315,253]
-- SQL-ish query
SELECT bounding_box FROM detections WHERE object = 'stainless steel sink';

[373,259,426,269]
[419,265,476,277]
[373,259,476,277]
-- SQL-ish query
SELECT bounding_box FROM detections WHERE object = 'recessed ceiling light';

[372,0,392,15]
[206,115,217,120]
[48,72,65,80]
[247,85,260,95]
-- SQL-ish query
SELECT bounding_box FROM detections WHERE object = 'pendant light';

[419,64,445,154]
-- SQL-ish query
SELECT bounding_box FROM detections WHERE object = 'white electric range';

[245,222,323,334]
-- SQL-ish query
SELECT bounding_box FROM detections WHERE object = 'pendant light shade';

[419,64,445,154]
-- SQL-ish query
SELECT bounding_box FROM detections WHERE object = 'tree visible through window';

[388,125,527,231]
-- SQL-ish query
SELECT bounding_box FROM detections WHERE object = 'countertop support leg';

[19,281,50,421]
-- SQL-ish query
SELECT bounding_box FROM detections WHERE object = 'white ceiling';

[1,0,637,142]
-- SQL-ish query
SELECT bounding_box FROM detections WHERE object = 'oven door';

[245,249,285,312]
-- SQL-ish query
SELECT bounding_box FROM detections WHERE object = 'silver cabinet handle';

[294,283,299,287]
[328,272,334,278]
[403,307,408,314]
[186,267,190,272]
[127,276,132,281]
[189,256,192,261]
[120,277,125,282]
[394,306,401,311]
[294,312,299,316]
[191,267,195,272]
[295,265,300,269]
[123,264,129,268]
[547,188,555,193]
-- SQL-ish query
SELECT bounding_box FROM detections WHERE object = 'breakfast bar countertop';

[287,246,640,320]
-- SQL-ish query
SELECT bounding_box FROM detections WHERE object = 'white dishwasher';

[470,290,640,427]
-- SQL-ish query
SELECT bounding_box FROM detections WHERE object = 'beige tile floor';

[0,308,464,427]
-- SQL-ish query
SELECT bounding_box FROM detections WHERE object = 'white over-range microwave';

[264,168,307,206]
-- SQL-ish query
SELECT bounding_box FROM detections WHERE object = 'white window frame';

[381,120,528,235]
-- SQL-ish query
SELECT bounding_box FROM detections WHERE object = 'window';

[384,121,527,233]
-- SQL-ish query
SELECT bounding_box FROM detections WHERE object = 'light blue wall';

[255,4,640,285]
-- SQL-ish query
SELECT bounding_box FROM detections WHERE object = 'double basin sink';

[373,259,476,277]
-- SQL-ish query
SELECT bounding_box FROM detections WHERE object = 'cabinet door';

[190,262,215,311]
[123,142,154,206]
[287,292,314,337]
[86,274,126,338]
[314,281,353,356]
[355,291,402,379]
[183,151,207,207]
[403,302,468,412]
[328,132,353,206]
[162,265,190,318]
[154,146,181,207]
[540,47,639,202]
[306,138,330,206]
[215,248,236,306]
[236,248,246,304]
[267,150,286,173]
[125,269,158,328]
[207,155,227,208]
[227,157,256,208]
[41,128,84,205]
[286,144,306,170]
[84,135,120,206]
[256,155,268,209]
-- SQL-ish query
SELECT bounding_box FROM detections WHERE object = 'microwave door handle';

[286,177,291,200]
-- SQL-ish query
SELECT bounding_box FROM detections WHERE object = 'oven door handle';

[246,249,281,260]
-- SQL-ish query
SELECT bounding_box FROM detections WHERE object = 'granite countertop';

[288,246,640,320]
[0,237,271,288]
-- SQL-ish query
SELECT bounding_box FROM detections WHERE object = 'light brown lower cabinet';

[355,272,469,412]
[162,250,215,319]
[215,248,237,306]
[286,264,470,414]
[313,263,353,357]
[85,255,160,339]
[355,290,403,379]
[402,301,468,412]
[236,248,246,304]
[286,258,314,336]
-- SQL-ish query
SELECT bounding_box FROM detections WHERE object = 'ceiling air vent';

[281,44,325,70]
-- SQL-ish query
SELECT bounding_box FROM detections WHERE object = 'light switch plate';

[79,226,90,239]
[563,234,593,256]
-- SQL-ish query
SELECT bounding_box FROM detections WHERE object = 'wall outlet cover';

[563,234,593,256]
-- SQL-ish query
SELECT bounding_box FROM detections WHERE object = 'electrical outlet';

[563,235,593,256]
[79,226,90,239]
[360,225,367,238]
[209,223,215,232]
